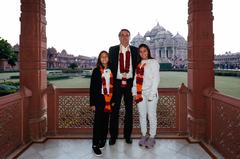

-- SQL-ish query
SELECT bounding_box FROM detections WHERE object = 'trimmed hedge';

[6,69,240,79]
[159,69,239,77]
[0,89,17,96]
[0,83,18,96]
[0,70,19,73]
[214,70,240,77]
[10,75,19,79]
[47,75,70,81]
[1,81,20,87]
[160,63,172,71]
[62,68,83,73]
[9,75,71,81]
[160,69,187,72]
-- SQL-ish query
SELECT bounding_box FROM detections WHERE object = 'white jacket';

[132,59,160,100]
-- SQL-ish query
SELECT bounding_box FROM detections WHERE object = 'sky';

[0,0,239,57]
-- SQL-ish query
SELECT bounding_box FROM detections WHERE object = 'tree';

[47,47,58,59]
[47,47,57,55]
[8,53,17,67]
[0,37,14,59]
[0,37,17,68]
[69,63,78,70]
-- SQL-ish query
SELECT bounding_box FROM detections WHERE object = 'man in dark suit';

[109,29,139,145]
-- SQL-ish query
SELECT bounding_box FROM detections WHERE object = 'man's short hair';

[118,29,131,37]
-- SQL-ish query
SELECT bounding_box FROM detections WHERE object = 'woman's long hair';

[96,50,110,68]
[138,43,154,64]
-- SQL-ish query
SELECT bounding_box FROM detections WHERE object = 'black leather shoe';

[125,138,132,144]
[92,146,102,156]
[109,138,116,145]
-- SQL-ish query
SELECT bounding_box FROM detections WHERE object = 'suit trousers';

[110,79,133,139]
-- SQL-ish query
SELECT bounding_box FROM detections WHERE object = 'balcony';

[1,84,239,158]
[17,139,215,159]
[46,85,187,136]
[1,0,240,158]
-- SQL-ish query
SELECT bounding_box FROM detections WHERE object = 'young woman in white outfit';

[132,44,160,148]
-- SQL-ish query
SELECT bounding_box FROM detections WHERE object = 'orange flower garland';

[100,66,113,112]
[135,63,146,103]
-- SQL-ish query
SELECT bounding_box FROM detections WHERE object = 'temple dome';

[132,32,144,41]
[150,22,166,36]
[144,31,151,37]
[173,33,185,40]
[154,29,173,40]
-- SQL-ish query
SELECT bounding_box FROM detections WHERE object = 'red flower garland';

[119,49,131,88]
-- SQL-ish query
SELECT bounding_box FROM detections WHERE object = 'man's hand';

[133,95,137,106]
[112,103,115,107]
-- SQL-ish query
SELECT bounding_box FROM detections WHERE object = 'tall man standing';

[109,29,139,145]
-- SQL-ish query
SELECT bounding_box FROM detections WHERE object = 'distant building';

[214,52,240,69]
[47,47,97,69]
[0,45,97,71]
[131,22,188,68]
[0,59,13,71]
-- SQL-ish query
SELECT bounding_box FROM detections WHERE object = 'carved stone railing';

[204,89,240,159]
[47,84,188,136]
[0,87,32,159]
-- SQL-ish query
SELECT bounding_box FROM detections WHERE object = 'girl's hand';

[133,95,136,101]
[111,103,115,107]
[91,106,95,111]
[133,96,137,106]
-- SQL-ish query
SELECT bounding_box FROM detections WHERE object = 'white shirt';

[132,59,160,100]
[117,44,133,79]
[101,68,111,94]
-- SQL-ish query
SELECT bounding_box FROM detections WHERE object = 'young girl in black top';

[90,50,114,156]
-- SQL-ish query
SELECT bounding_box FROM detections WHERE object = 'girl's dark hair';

[138,43,154,62]
[96,50,110,68]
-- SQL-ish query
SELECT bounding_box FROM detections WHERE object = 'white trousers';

[137,93,158,138]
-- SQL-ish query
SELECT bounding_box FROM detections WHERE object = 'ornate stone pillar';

[164,47,167,58]
[20,0,47,141]
[187,0,214,140]
[155,49,159,61]
[172,47,175,58]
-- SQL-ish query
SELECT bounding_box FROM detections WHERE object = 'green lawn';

[0,71,239,98]
[48,72,188,88]
[215,76,240,98]
[0,72,19,80]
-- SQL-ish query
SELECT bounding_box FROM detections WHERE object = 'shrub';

[47,75,70,81]
[0,89,17,96]
[214,70,240,77]
[0,83,18,96]
[10,75,19,79]
[62,68,83,73]
[1,81,19,87]
[160,63,172,71]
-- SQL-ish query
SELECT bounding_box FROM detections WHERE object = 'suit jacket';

[109,45,139,80]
